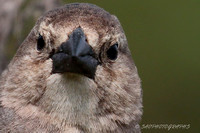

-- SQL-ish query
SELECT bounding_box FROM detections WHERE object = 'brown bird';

[0,3,142,133]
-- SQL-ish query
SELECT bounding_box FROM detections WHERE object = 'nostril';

[59,48,63,53]
[57,47,63,53]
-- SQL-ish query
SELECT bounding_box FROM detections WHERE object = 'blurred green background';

[2,0,200,132]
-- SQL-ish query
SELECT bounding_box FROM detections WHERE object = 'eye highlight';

[37,34,45,51]
[106,43,118,60]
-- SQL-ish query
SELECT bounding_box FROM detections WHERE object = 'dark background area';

[0,0,199,132]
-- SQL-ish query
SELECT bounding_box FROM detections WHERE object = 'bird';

[0,3,142,133]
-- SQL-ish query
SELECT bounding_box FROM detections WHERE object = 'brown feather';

[0,3,142,133]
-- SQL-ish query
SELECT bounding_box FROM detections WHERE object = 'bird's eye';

[106,43,118,60]
[37,34,45,51]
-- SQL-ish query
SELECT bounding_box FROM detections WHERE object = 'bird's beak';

[51,27,99,79]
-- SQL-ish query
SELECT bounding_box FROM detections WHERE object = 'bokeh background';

[0,0,199,133]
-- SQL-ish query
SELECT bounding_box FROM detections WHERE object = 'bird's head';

[1,3,142,132]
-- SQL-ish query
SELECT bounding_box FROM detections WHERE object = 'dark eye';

[37,34,45,51]
[106,43,118,60]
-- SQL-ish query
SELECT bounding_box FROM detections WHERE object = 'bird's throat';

[37,74,98,126]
